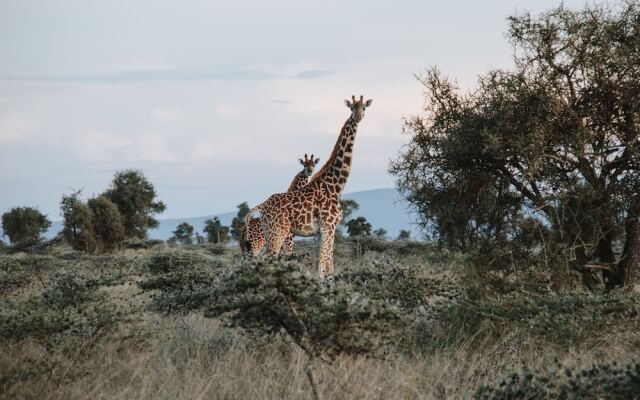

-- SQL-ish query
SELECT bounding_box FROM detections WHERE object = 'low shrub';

[205,260,411,359]
[144,249,213,274]
[475,361,640,400]
[0,271,114,342]
[121,238,166,250]
[435,292,640,347]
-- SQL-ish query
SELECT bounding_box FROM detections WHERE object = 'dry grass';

[1,241,639,399]
[4,314,637,400]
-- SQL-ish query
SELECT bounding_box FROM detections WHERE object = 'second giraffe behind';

[249,95,372,277]
[242,154,320,256]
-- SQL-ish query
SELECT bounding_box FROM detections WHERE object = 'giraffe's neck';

[310,115,358,194]
[287,169,311,192]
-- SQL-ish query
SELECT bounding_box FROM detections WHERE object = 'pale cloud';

[214,104,241,117]
[138,134,177,163]
[151,107,181,123]
[0,113,36,145]
[74,130,135,162]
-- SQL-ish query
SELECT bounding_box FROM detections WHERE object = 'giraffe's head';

[344,95,373,123]
[299,153,320,175]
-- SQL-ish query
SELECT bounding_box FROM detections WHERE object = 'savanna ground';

[2,239,640,399]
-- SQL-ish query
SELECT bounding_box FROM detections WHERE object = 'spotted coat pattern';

[251,95,372,277]
[242,154,319,256]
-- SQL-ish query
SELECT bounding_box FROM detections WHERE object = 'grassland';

[1,240,639,399]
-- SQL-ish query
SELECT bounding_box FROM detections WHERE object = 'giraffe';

[249,95,372,277]
[241,154,320,256]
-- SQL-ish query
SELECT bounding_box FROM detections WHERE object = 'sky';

[0,0,588,219]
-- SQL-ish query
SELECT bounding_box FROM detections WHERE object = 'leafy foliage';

[346,216,372,237]
[205,260,407,359]
[87,196,125,252]
[102,169,166,239]
[203,217,230,244]
[390,2,640,287]
[373,228,387,239]
[339,199,359,224]
[61,191,96,252]
[171,222,195,245]
[436,292,640,346]
[231,202,250,241]
[0,270,114,342]
[1,207,51,249]
[475,361,640,400]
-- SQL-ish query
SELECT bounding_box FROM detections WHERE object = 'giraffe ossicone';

[250,95,372,277]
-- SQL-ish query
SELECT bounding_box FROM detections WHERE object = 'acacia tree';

[390,2,640,288]
[61,191,96,252]
[87,196,125,252]
[1,207,51,249]
[231,202,250,241]
[172,222,195,245]
[397,230,411,241]
[103,170,166,239]
[374,228,388,239]
[346,217,372,237]
[203,217,230,244]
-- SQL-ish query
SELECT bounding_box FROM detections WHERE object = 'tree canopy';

[390,2,640,288]
[1,207,51,249]
[103,169,166,239]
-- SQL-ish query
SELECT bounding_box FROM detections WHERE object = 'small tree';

[339,199,359,224]
[172,222,194,245]
[204,217,230,244]
[373,228,387,239]
[231,202,250,241]
[195,233,205,244]
[397,230,411,241]
[1,207,51,249]
[87,196,125,252]
[346,217,372,237]
[206,261,405,400]
[103,169,166,239]
[61,191,96,252]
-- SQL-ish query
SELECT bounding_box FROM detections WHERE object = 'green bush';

[0,271,114,342]
[61,191,97,253]
[1,207,51,249]
[0,255,63,290]
[475,361,640,400]
[144,249,213,274]
[121,238,165,250]
[435,292,640,347]
[87,196,125,252]
[205,260,408,359]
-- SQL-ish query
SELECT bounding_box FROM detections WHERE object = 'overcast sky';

[1,0,587,219]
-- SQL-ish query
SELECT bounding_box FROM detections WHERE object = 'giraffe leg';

[281,233,295,256]
[318,223,337,277]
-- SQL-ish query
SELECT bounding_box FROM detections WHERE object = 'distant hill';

[34,188,420,241]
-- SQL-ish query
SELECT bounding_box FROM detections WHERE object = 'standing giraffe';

[242,154,320,256]
[250,95,372,277]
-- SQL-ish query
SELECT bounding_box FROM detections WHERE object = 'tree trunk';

[610,197,640,289]
[615,214,640,287]
[305,362,322,400]
[598,232,617,289]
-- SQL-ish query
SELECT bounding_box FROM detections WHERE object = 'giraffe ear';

[299,158,304,165]
[364,99,373,107]
[344,99,352,108]
[314,158,320,165]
